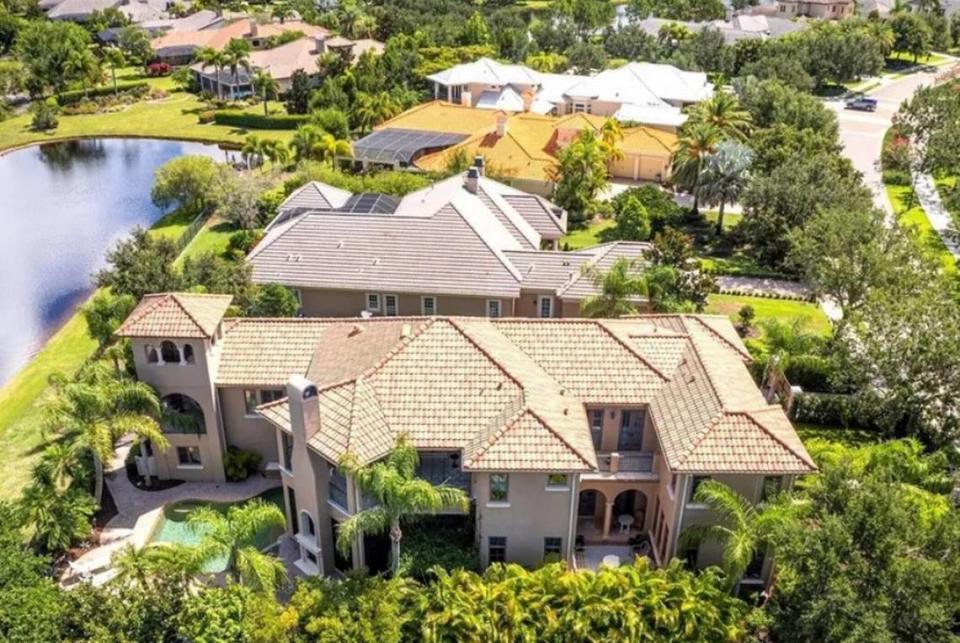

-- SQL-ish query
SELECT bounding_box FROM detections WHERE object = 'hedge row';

[716,288,816,303]
[212,111,310,130]
[790,392,877,429]
[57,82,149,106]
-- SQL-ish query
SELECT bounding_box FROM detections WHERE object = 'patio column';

[602,501,614,538]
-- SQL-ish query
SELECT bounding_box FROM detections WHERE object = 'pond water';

[0,138,227,387]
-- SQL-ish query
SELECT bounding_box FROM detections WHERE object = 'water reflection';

[0,138,223,386]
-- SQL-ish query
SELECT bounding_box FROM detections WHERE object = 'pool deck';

[65,437,281,583]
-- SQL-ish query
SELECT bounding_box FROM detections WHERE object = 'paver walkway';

[913,171,960,260]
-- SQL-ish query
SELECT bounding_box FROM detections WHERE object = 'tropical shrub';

[396,522,479,580]
[223,447,262,482]
[882,169,911,186]
[212,111,310,130]
[228,230,264,258]
[146,62,171,77]
[56,82,148,106]
[30,98,58,131]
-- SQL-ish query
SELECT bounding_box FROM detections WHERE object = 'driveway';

[826,68,945,213]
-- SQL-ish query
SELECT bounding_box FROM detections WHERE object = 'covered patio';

[576,486,650,543]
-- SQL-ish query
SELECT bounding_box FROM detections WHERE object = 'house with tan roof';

[116,296,815,583]
[350,103,678,195]
[777,0,853,18]
[249,165,653,318]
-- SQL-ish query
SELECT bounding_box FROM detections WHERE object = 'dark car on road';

[845,95,878,112]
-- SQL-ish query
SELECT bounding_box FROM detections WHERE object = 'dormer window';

[183,344,195,364]
[160,341,181,364]
[145,344,159,364]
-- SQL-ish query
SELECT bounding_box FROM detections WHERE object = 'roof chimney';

[496,112,508,138]
[473,155,485,177]
[465,167,479,194]
[521,89,534,112]
[287,375,319,444]
[248,18,258,37]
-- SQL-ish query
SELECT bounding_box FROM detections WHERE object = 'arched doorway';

[613,489,647,534]
[161,393,206,434]
[577,489,608,537]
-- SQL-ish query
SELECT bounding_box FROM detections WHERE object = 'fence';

[174,212,207,253]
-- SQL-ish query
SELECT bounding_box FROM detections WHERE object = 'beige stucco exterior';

[778,0,853,18]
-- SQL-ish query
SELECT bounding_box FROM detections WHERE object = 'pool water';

[149,487,286,573]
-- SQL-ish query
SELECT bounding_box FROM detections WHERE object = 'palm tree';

[241,134,268,169]
[34,443,83,493]
[42,363,169,504]
[186,499,287,593]
[311,132,352,164]
[695,140,754,235]
[337,435,469,576]
[223,38,252,101]
[290,124,323,162]
[251,68,279,117]
[581,257,649,318]
[112,542,205,588]
[263,139,291,167]
[19,482,97,554]
[65,46,101,99]
[196,46,228,100]
[103,46,126,96]
[600,118,624,162]
[353,91,401,134]
[670,122,721,216]
[867,20,895,58]
[679,480,791,589]
[688,92,752,142]
[760,318,824,358]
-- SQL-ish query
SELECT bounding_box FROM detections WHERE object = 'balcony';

[596,451,654,474]
[416,451,471,492]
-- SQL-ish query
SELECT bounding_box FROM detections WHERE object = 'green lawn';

[706,293,831,336]
[178,217,237,262]
[886,184,956,273]
[703,210,741,231]
[0,90,293,153]
[561,219,615,250]
[934,175,958,228]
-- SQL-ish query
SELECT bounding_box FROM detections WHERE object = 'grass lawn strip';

[886,184,956,273]
[706,293,831,336]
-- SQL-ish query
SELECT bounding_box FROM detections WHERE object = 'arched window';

[161,393,206,434]
[182,344,195,364]
[145,344,159,364]
[300,511,316,538]
[160,340,181,364]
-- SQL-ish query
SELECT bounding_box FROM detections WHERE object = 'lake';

[0,138,226,387]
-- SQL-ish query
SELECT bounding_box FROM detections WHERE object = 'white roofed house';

[247,161,654,319]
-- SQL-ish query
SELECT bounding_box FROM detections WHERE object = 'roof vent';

[563,408,568,415]
[496,381,503,390]
[527,264,535,273]
[400,323,412,339]
[372,257,380,265]
[687,374,696,384]
[349,324,364,336]
[337,240,344,248]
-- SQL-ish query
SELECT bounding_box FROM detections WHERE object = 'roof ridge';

[673,410,726,469]
[444,319,528,392]
[522,407,595,468]
[447,200,524,284]
[465,405,528,467]
[595,321,671,381]
[735,409,816,469]
[117,293,168,333]
[354,318,439,381]
[170,293,211,336]
[685,316,751,360]
[556,242,620,296]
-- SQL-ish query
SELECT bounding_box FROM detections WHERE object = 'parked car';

[845,95,878,112]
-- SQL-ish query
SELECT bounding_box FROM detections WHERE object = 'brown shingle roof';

[115,293,232,339]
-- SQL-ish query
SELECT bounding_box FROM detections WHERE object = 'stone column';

[602,501,614,538]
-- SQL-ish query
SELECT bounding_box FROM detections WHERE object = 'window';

[761,476,783,502]
[281,432,293,471]
[486,300,501,318]
[145,345,159,364]
[421,296,436,316]
[589,409,603,450]
[489,473,509,503]
[292,288,303,305]
[669,474,677,496]
[544,537,562,557]
[689,476,710,504]
[538,296,553,318]
[329,467,348,509]
[488,536,507,563]
[300,511,316,538]
[176,446,202,467]
[244,390,259,415]
[546,474,569,489]
[618,410,645,451]
[160,340,180,364]
[573,103,585,113]
[182,344,195,364]
[451,84,462,103]
[261,389,285,404]
[384,294,398,317]
[366,293,381,312]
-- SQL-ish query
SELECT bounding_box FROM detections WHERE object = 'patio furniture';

[617,514,635,534]
[601,554,621,568]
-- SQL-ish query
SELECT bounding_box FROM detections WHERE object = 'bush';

[396,522,479,580]
[227,229,263,258]
[790,392,881,430]
[56,82,148,106]
[309,107,350,140]
[881,130,911,172]
[257,185,286,226]
[610,184,683,232]
[784,353,836,392]
[212,111,309,130]
[30,99,58,131]
[223,447,262,481]
[197,110,216,124]
[146,62,171,77]
[882,169,912,186]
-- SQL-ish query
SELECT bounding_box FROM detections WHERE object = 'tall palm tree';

[581,257,649,318]
[679,480,791,589]
[337,435,469,576]
[354,91,401,134]
[688,92,752,142]
[196,46,228,100]
[695,140,754,235]
[600,118,624,162]
[251,68,279,117]
[290,124,323,162]
[19,481,96,554]
[65,46,101,99]
[311,132,352,165]
[186,499,287,594]
[42,363,169,504]
[241,134,267,169]
[263,139,291,167]
[223,38,252,101]
[670,122,721,215]
[103,46,126,96]
[867,20,895,58]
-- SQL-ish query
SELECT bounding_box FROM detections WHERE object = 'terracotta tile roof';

[115,293,232,339]
[122,301,815,474]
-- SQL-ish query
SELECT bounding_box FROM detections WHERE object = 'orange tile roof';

[115,293,232,339]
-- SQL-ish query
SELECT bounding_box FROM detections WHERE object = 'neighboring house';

[48,0,168,22]
[189,32,384,96]
[249,165,652,316]
[777,0,853,19]
[116,297,816,584]
[99,10,224,44]
[620,12,808,44]
[426,57,711,125]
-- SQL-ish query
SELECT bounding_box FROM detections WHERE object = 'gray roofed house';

[247,163,653,319]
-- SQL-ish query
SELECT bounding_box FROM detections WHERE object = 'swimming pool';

[148,487,286,572]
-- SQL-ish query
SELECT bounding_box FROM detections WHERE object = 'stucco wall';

[219,387,280,463]
[473,472,576,568]
[297,287,515,318]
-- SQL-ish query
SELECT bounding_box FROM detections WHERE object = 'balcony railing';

[596,451,654,473]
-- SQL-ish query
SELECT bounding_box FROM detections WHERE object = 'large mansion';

[116,294,815,584]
